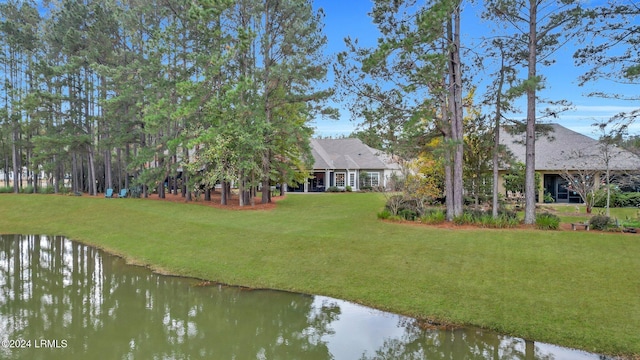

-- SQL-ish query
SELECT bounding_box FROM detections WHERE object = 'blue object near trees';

[105,189,113,198]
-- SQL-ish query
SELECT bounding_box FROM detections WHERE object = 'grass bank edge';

[0,193,638,357]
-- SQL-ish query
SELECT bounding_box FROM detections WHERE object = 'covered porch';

[543,173,584,204]
[290,170,363,192]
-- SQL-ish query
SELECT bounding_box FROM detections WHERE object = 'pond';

[0,235,612,360]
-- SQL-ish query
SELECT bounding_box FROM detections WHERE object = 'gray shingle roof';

[500,123,640,171]
[310,138,400,170]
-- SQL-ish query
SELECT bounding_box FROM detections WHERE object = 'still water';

[0,235,612,360]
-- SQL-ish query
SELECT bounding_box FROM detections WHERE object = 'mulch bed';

[109,193,637,233]
[144,192,279,211]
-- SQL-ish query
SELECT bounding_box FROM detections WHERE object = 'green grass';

[542,203,640,229]
[1,193,639,357]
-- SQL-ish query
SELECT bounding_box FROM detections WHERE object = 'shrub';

[377,209,392,220]
[453,212,474,225]
[592,191,611,208]
[345,185,352,192]
[465,208,487,220]
[621,218,640,228]
[0,186,13,193]
[536,212,560,230]
[593,189,640,208]
[421,209,446,224]
[477,214,495,228]
[498,208,518,219]
[385,195,431,217]
[398,208,418,221]
[20,185,34,194]
[495,215,521,228]
[326,186,342,192]
[39,186,55,194]
[129,186,142,198]
[589,215,612,230]
[472,212,521,228]
[384,195,406,216]
[617,192,640,207]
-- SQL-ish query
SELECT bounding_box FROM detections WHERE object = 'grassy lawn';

[540,203,640,226]
[1,193,639,357]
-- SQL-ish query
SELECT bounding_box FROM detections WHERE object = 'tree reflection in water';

[0,235,612,360]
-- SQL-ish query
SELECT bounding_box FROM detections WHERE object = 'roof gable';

[500,123,640,171]
[310,138,400,170]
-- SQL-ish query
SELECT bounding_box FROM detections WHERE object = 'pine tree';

[484,0,584,224]
[336,0,465,220]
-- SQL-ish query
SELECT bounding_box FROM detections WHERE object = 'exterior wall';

[301,168,402,192]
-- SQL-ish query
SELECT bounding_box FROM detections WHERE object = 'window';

[367,172,380,187]
[335,173,346,187]
[349,173,356,187]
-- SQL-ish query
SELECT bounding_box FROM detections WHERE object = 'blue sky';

[311,0,639,139]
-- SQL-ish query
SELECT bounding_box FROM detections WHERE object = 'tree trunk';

[221,180,228,205]
[72,152,79,194]
[11,129,19,193]
[116,148,122,190]
[262,151,271,204]
[447,7,464,219]
[105,149,113,191]
[261,1,273,205]
[239,174,245,207]
[184,173,191,202]
[3,154,9,187]
[124,146,130,190]
[158,179,165,199]
[524,0,538,225]
[605,168,611,217]
[88,147,97,196]
[172,155,179,195]
[53,156,60,194]
[444,158,454,221]
[492,46,506,218]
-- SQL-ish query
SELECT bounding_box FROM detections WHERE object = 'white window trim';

[348,172,356,188]
[335,172,346,187]
[367,172,380,187]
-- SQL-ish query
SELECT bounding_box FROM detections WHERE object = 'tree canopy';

[0,0,333,205]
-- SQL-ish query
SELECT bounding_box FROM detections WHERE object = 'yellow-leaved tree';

[398,138,445,216]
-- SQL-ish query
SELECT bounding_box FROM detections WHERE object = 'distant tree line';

[0,0,335,205]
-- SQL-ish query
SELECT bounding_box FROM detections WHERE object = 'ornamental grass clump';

[453,212,475,225]
[377,209,392,220]
[420,209,446,224]
[535,212,561,230]
[490,214,521,228]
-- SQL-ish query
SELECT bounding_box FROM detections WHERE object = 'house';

[499,123,640,203]
[290,138,402,192]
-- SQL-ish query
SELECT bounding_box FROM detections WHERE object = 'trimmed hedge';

[593,191,640,208]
